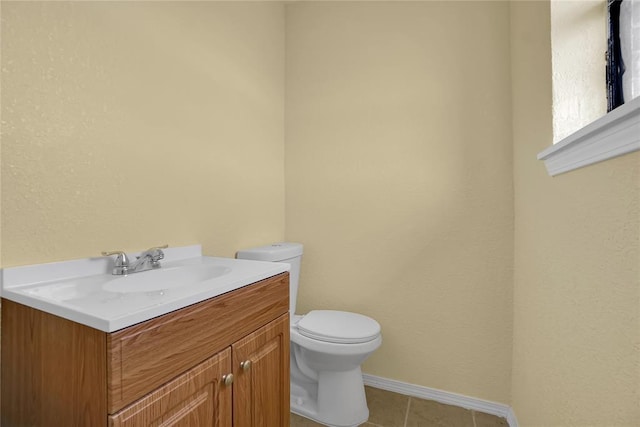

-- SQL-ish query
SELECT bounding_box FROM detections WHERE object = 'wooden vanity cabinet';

[1,272,290,427]
[232,315,290,427]
[109,349,232,427]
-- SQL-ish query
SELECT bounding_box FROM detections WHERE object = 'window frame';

[538,96,640,176]
[539,0,639,177]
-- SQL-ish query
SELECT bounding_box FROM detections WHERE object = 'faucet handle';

[101,250,129,263]
[146,244,168,258]
[145,244,168,266]
[101,250,130,275]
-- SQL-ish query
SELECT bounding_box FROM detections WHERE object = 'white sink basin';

[102,264,231,293]
[1,246,290,332]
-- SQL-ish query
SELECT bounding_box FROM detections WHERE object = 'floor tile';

[291,387,506,427]
[290,413,325,426]
[405,397,474,427]
[473,411,509,427]
[365,386,409,427]
[290,412,373,426]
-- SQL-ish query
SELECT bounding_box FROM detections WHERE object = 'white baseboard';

[362,374,518,427]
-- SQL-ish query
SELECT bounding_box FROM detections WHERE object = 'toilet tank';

[236,243,303,315]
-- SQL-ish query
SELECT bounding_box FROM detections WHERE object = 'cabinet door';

[109,349,232,427]
[232,314,290,427]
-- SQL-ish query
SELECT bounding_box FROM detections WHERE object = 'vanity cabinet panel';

[107,273,289,413]
[1,298,107,427]
[1,272,289,427]
[232,314,290,427]
[109,349,232,427]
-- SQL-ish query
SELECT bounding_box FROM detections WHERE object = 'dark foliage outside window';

[606,0,625,112]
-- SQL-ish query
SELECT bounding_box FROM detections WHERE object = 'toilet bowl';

[237,243,382,427]
[290,312,382,426]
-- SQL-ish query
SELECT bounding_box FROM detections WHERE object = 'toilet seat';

[296,310,381,344]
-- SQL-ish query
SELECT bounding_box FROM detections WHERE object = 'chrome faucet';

[102,245,168,275]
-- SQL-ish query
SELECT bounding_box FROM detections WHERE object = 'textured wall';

[551,0,607,142]
[1,1,285,267]
[511,2,640,426]
[285,1,514,404]
[4,2,637,422]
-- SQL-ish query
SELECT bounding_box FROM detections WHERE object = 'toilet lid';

[297,310,381,344]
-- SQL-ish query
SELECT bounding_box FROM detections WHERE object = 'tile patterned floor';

[290,386,509,427]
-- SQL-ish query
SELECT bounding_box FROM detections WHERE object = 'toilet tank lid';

[236,242,303,262]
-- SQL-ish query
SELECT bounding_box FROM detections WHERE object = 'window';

[606,0,625,111]
[607,0,639,111]
[619,0,640,102]
[539,0,640,176]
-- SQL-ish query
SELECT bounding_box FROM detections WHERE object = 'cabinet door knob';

[222,373,234,386]
[240,360,252,371]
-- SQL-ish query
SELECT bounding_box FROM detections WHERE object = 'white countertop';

[0,245,289,332]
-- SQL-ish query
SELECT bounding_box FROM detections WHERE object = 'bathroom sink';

[24,264,232,300]
[102,264,231,293]
[2,246,290,332]
[25,277,104,302]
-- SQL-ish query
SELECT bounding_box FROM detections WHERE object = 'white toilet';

[237,242,382,427]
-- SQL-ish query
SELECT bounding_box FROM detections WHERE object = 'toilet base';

[290,366,369,427]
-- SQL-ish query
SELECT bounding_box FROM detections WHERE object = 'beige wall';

[2,1,639,424]
[1,1,285,267]
[551,0,607,142]
[285,1,514,403]
[511,2,640,426]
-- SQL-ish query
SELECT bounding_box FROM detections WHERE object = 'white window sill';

[538,96,640,176]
